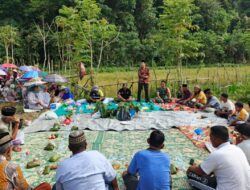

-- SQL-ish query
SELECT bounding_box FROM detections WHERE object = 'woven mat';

[178,126,235,149]
[12,129,208,190]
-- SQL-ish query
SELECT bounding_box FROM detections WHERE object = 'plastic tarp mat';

[24,111,227,133]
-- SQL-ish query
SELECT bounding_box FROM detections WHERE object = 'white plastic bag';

[92,111,101,119]
[41,111,58,120]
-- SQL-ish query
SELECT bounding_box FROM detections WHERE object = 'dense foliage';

[0,0,249,70]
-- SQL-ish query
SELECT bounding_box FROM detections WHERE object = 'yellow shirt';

[236,109,249,121]
[193,91,207,104]
[98,89,104,97]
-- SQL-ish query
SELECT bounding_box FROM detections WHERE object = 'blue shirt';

[128,149,171,190]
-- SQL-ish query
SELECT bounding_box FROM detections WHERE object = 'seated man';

[117,83,132,102]
[155,80,171,103]
[27,86,47,110]
[184,85,207,108]
[187,125,250,190]
[229,102,249,126]
[236,123,250,165]
[201,89,220,110]
[215,93,235,119]
[89,85,105,103]
[0,106,19,139]
[122,130,171,190]
[177,84,192,104]
[0,132,51,190]
[56,130,119,190]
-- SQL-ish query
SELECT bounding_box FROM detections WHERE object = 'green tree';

[57,0,118,70]
[0,25,19,63]
[159,0,202,80]
[134,0,157,41]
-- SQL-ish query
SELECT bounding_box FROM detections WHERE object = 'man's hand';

[122,170,128,177]
[187,164,207,176]
[112,177,120,190]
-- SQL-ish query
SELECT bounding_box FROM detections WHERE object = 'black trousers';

[187,171,217,190]
[123,174,139,190]
[137,83,149,102]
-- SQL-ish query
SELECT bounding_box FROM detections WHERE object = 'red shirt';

[138,68,150,84]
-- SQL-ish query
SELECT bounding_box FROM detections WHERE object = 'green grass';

[75,65,250,102]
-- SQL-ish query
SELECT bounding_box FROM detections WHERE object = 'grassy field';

[76,65,250,101]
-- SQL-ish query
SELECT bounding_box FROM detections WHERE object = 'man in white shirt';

[55,130,119,190]
[187,125,250,190]
[215,93,235,119]
[236,123,250,165]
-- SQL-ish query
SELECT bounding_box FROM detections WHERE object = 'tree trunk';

[5,44,9,63]
[90,41,93,70]
[43,38,47,70]
[97,40,104,69]
[176,49,183,83]
[48,52,51,73]
[11,43,14,63]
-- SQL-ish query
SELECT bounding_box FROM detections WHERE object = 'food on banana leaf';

[200,115,208,119]
[49,154,61,162]
[44,142,55,151]
[50,123,61,131]
[48,134,59,140]
[50,165,58,170]
[26,159,41,169]
[170,164,178,175]
[43,166,51,175]
[71,126,79,131]
[112,163,121,170]
[179,106,185,111]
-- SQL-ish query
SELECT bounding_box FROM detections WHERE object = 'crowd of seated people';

[0,126,249,190]
[1,81,250,190]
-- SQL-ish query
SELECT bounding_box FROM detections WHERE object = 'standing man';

[137,61,150,102]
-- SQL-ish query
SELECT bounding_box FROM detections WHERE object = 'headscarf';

[61,87,74,100]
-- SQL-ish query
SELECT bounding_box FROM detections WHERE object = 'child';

[229,102,249,126]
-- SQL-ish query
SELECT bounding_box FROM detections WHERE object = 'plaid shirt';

[138,68,150,84]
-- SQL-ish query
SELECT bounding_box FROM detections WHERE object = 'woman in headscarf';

[60,86,74,102]
[2,81,17,102]
[27,86,47,110]
[38,85,51,107]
